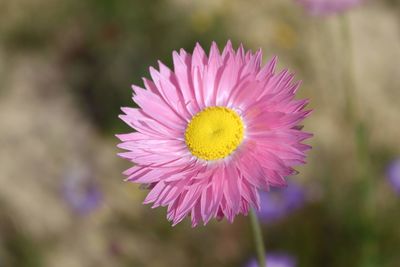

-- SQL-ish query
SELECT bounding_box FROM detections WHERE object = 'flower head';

[62,166,102,215]
[387,158,400,194]
[296,0,362,16]
[257,181,305,223]
[117,41,312,227]
[245,253,296,267]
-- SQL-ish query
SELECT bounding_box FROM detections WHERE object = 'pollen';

[185,106,244,161]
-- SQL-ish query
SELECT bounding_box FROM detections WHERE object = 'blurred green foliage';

[0,203,43,267]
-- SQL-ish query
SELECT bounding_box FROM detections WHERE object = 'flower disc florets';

[185,106,244,161]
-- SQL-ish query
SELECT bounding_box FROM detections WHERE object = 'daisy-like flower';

[296,0,362,16]
[117,41,312,227]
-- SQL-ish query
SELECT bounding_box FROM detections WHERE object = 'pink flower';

[117,41,312,227]
[296,0,363,16]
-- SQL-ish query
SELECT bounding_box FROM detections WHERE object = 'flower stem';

[340,14,378,266]
[340,14,356,123]
[249,208,266,267]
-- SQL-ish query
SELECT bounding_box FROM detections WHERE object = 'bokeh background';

[0,0,400,266]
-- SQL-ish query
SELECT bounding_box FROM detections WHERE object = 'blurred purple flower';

[246,253,296,267]
[296,0,363,16]
[387,159,400,194]
[62,166,102,215]
[257,181,305,223]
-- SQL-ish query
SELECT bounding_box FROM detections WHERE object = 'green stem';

[340,12,375,220]
[340,14,378,266]
[340,14,356,123]
[249,208,266,267]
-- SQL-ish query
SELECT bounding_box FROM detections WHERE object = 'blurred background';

[0,0,399,266]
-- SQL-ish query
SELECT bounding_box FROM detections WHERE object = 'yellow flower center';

[185,106,244,161]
